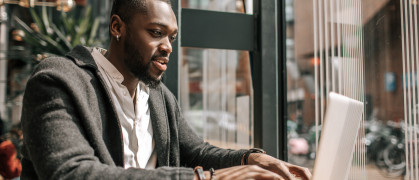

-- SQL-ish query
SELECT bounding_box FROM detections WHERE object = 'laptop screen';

[311,92,364,180]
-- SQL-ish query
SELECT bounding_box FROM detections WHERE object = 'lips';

[152,57,168,71]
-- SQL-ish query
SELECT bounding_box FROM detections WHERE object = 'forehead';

[131,1,177,30]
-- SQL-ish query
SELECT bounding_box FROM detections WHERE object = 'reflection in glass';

[180,48,253,149]
[180,0,254,150]
[181,0,253,14]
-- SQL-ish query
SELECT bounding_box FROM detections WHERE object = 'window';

[180,0,254,149]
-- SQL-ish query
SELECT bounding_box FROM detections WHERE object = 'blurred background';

[0,0,411,179]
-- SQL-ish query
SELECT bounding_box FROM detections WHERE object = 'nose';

[158,37,172,55]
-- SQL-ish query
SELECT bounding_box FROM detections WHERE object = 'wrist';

[247,152,264,165]
[241,148,266,165]
[248,153,280,171]
[204,171,211,180]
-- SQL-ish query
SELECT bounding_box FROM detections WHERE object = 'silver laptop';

[311,92,364,180]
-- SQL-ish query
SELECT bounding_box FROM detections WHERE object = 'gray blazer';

[20,46,246,180]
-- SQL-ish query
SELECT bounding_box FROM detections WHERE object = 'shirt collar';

[92,47,124,83]
[139,81,150,94]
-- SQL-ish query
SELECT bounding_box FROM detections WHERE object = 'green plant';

[13,5,103,61]
[6,5,104,103]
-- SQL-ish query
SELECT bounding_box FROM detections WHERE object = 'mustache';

[151,51,169,61]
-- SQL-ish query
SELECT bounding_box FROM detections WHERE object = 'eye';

[170,35,177,42]
[150,30,162,37]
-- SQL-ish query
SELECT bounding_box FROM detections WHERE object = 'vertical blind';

[313,0,366,179]
[401,0,419,179]
[313,0,419,179]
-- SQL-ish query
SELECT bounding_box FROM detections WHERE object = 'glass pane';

[181,0,253,14]
[287,0,407,179]
[180,48,253,149]
[285,0,316,168]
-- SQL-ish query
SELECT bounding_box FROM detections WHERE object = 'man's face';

[122,0,178,87]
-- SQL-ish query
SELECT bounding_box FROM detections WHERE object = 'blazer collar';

[65,45,99,70]
[149,85,170,167]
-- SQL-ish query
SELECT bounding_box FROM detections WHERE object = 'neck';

[122,77,139,97]
[106,43,139,98]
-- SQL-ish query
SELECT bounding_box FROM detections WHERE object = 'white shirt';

[91,48,157,169]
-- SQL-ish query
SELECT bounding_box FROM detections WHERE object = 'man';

[20,0,312,179]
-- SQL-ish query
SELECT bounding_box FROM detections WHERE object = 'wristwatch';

[241,148,266,165]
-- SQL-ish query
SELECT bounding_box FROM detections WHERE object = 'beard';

[123,31,164,88]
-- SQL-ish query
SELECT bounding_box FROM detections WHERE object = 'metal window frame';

[164,0,180,99]
[277,0,287,160]
[252,0,287,159]
[0,6,9,121]
[166,0,287,160]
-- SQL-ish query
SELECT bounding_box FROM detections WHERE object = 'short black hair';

[110,0,172,23]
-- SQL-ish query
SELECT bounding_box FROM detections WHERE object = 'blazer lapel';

[149,86,170,167]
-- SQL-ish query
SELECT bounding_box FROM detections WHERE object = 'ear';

[110,15,125,41]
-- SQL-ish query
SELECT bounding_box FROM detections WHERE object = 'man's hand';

[247,153,312,180]
[194,165,283,180]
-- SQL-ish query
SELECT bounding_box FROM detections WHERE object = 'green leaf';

[28,7,46,34]
[50,23,72,51]
[87,18,101,45]
[23,33,47,47]
[41,5,53,36]
[37,33,67,55]
[60,12,73,35]
[14,16,52,49]
[13,16,35,34]
[72,14,91,46]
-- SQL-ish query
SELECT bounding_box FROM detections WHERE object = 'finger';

[215,165,248,174]
[251,170,284,180]
[272,163,296,180]
[247,165,284,180]
[216,165,283,180]
[215,165,252,179]
[215,165,255,178]
[275,161,309,180]
[289,166,312,180]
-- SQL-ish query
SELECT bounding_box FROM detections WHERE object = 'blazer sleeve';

[21,64,194,180]
[174,95,247,170]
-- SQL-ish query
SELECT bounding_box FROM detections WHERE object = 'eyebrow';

[150,22,178,34]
